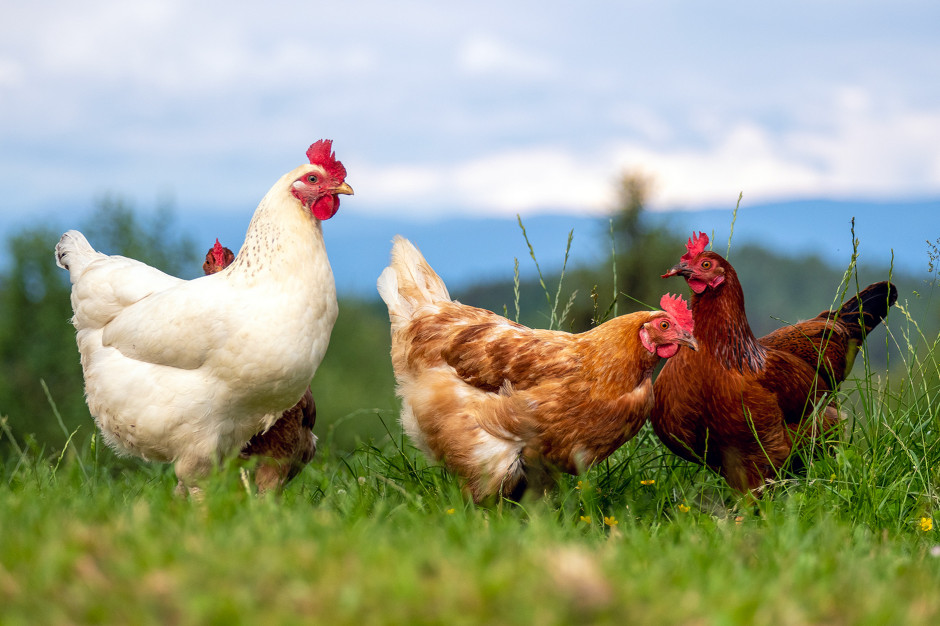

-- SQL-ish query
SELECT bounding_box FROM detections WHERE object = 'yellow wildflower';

[446,508,456,515]
[603,516,619,527]
[580,515,592,524]
[640,479,655,486]
[678,504,691,513]
[921,517,933,532]
[575,481,583,490]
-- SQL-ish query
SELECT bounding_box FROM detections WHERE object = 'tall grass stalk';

[516,215,576,330]
[41,378,88,480]
[609,218,618,318]
[0,415,29,483]
[726,191,743,258]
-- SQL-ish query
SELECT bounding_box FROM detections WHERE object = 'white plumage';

[55,142,351,491]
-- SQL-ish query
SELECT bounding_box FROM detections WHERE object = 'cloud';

[609,124,825,208]
[0,57,24,89]
[351,148,612,217]
[452,148,612,213]
[787,88,940,197]
[2,2,940,222]
[351,92,940,216]
[457,35,555,79]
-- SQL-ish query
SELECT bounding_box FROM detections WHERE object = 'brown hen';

[378,236,697,502]
[651,232,897,493]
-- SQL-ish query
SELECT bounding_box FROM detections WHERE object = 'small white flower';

[930,545,940,558]
[337,489,347,496]
[358,476,366,485]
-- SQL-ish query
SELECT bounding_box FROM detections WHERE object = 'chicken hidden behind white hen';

[54,139,352,494]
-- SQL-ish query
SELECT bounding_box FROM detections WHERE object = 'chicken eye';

[659,320,670,330]
[307,174,319,183]
[701,260,711,269]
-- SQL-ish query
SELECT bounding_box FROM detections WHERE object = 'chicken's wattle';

[312,195,339,221]
[656,343,679,358]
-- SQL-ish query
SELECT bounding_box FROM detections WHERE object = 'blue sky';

[2,1,939,222]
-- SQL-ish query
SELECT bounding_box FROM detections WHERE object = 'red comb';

[680,231,709,263]
[660,293,694,334]
[211,239,227,268]
[306,139,347,182]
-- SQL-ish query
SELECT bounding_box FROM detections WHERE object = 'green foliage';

[310,299,399,451]
[0,225,83,447]
[605,172,680,314]
[82,195,198,278]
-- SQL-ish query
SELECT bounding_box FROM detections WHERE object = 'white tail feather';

[377,236,451,329]
[55,230,103,280]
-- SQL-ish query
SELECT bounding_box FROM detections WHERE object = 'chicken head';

[639,293,698,358]
[661,231,726,294]
[290,139,354,221]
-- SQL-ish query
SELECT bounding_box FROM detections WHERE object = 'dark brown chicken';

[651,232,897,493]
[203,240,317,492]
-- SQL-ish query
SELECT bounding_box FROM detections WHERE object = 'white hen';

[55,139,352,491]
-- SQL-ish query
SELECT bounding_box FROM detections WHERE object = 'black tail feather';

[836,281,898,340]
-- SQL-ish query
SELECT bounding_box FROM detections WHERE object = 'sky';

[2,1,940,223]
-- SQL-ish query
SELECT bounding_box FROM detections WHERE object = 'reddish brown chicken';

[378,235,698,502]
[651,232,897,493]
[203,240,317,492]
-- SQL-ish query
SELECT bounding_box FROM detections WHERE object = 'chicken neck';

[691,267,766,374]
[225,173,332,287]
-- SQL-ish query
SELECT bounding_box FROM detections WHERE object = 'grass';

[2,352,939,625]
[1,234,939,624]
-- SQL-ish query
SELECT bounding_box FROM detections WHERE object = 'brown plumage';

[204,240,317,492]
[239,388,316,492]
[651,232,897,493]
[378,236,697,502]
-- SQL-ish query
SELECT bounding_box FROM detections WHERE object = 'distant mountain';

[321,198,937,295]
[3,198,934,295]
[658,198,937,278]
[323,213,609,296]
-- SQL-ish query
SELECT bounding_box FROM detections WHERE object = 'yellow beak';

[333,182,354,196]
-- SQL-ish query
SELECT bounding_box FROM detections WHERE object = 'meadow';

[2,350,939,624]
[1,207,939,624]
